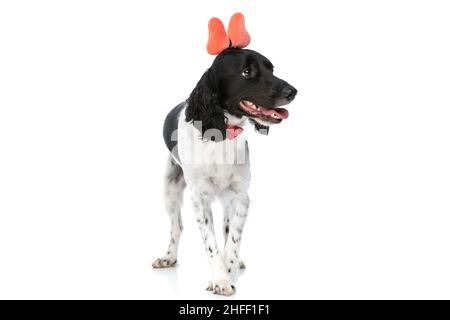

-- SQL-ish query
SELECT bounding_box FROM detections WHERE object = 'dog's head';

[186,47,297,140]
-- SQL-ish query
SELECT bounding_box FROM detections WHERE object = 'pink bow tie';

[226,125,244,140]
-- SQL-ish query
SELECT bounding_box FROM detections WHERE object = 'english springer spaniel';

[153,47,297,296]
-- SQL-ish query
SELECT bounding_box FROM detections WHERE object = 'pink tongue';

[261,108,289,119]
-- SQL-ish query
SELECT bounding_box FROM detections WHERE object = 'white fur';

[153,105,252,296]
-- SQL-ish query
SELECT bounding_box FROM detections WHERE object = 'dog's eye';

[241,68,251,78]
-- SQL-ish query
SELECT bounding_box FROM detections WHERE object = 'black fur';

[163,102,184,161]
[185,47,297,140]
[185,70,226,141]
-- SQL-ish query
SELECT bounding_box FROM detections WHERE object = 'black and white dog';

[153,47,297,296]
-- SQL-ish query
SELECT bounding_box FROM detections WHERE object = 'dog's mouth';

[239,100,289,124]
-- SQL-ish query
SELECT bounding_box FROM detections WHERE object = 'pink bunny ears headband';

[207,12,251,55]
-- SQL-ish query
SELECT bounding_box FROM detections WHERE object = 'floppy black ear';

[248,118,269,135]
[185,69,226,141]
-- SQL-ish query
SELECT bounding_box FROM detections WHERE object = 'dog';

[152,16,297,296]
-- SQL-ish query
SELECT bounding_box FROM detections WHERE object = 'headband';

[207,12,251,55]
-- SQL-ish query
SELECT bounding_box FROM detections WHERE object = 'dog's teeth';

[245,101,256,108]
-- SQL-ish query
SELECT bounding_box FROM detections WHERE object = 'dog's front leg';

[191,191,235,296]
[223,192,250,282]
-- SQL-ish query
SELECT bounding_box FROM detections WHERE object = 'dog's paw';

[206,279,236,296]
[152,256,177,268]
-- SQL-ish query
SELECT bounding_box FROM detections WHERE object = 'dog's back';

[163,102,185,163]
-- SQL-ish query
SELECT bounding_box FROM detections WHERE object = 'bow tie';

[226,125,244,140]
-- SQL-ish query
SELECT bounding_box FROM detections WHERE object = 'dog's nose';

[283,86,297,101]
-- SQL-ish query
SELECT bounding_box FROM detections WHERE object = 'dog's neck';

[224,112,247,126]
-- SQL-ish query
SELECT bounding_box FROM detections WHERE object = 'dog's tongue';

[261,107,289,119]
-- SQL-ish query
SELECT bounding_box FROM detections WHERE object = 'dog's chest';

[182,140,250,192]
[194,163,240,192]
[177,115,250,194]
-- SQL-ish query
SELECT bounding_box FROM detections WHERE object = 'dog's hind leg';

[152,156,186,268]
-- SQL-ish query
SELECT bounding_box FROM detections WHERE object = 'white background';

[1,0,449,299]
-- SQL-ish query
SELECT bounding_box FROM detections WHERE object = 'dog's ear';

[185,70,226,141]
[248,118,269,135]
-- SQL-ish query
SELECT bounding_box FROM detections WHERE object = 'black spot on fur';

[229,185,239,195]
[178,215,183,230]
[201,191,210,197]
[208,177,218,187]
[166,159,184,183]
